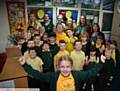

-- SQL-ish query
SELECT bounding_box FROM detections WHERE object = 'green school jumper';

[23,63,103,91]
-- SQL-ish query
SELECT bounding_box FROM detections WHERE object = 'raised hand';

[19,56,26,65]
[100,55,106,63]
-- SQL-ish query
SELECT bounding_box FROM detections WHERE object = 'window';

[54,0,76,7]
[102,13,113,31]
[27,0,52,6]
[81,10,99,25]
[27,0,45,5]
[103,0,115,11]
[81,0,101,9]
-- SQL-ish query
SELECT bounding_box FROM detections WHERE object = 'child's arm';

[54,60,58,72]
[39,65,43,72]
[77,55,105,81]
[85,56,89,65]
[23,63,51,83]
[38,57,44,72]
[54,55,59,72]
[19,57,51,83]
[99,45,105,53]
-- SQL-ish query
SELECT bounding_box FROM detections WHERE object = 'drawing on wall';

[6,1,26,36]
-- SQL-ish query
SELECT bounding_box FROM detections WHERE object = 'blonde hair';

[58,55,73,66]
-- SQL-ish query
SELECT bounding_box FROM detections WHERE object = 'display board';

[27,7,53,23]
[6,1,26,35]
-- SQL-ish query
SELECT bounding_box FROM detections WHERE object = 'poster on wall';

[27,7,53,24]
[6,1,26,36]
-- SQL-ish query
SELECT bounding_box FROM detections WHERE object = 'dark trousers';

[28,77,48,91]
[99,75,112,91]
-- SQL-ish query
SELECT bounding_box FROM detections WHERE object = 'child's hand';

[71,38,75,43]
[100,55,106,63]
[91,41,95,46]
[109,76,113,81]
[19,56,25,65]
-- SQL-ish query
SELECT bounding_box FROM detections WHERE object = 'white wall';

[0,0,10,53]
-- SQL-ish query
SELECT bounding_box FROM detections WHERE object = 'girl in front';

[19,55,105,91]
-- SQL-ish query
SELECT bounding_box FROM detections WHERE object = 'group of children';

[17,12,120,91]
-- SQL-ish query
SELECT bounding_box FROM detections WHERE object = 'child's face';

[59,43,66,51]
[66,30,73,37]
[25,32,31,40]
[27,28,33,33]
[96,39,102,44]
[43,34,48,41]
[42,43,50,51]
[27,41,35,48]
[30,14,36,22]
[80,35,87,42]
[110,44,116,49]
[34,36,40,44]
[74,42,82,51]
[49,37,56,44]
[56,24,63,33]
[66,19,72,25]
[105,51,112,59]
[29,50,37,59]
[44,14,49,21]
[59,60,72,77]
[90,51,96,56]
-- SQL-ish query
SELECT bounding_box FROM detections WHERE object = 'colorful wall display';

[6,1,26,35]
[27,7,53,23]
[59,9,78,22]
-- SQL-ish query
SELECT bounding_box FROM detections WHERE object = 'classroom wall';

[111,0,120,50]
[0,0,10,53]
